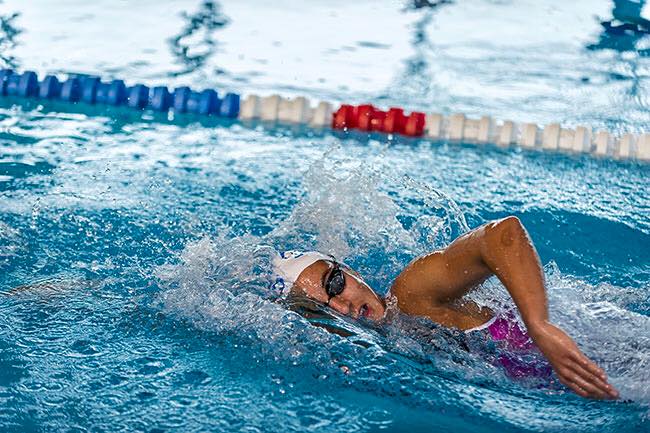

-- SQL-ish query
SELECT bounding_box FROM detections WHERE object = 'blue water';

[0,1,649,432]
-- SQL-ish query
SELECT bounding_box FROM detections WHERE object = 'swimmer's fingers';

[567,362,618,399]
[557,375,592,399]
[567,354,619,399]
[569,351,607,380]
[555,349,616,399]
[531,321,619,399]
[560,365,611,399]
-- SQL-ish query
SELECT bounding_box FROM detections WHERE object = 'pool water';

[0,1,649,432]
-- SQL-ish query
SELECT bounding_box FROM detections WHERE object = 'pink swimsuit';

[466,315,552,378]
[466,315,533,350]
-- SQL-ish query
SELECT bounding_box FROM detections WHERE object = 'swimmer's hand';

[529,321,619,400]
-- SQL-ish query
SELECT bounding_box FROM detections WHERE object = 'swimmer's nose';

[328,297,353,316]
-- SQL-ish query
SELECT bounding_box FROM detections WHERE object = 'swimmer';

[272,216,620,400]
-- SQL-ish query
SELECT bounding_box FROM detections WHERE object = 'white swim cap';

[271,250,333,297]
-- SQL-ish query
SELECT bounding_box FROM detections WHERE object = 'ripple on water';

[67,339,102,358]
[361,408,394,430]
[0,50,647,432]
[177,368,211,386]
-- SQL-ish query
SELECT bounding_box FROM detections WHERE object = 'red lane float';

[356,104,374,131]
[332,104,356,129]
[383,108,405,134]
[405,112,425,136]
[332,104,425,137]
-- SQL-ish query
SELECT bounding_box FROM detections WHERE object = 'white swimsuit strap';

[464,315,498,334]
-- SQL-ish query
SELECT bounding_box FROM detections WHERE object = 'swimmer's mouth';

[359,304,371,318]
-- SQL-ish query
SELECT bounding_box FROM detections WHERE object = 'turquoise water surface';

[0,1,649,432]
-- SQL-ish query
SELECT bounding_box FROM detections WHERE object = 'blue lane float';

[0,69,240,119]
[172,86,192,113]
[127,84,149,109]
[60,77,82,102]
[81,76,100,104]
[220,93,240,118]
[150,86,172,112]
[5,70,38,97]
[39,75,61,99]
[198,89,220,115]
[0,69,12,95]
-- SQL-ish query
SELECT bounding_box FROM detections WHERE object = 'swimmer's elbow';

[481,216,528,253]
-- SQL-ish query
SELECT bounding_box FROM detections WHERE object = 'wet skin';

[291,216,620,400]
[293,260,386,321]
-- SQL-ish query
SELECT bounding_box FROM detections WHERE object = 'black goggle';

[324,261,346,304]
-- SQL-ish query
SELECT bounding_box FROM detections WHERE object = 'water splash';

[153,146,650,424]
[544,265,650,402]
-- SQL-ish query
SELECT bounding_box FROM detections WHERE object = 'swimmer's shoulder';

[390,251,448,311]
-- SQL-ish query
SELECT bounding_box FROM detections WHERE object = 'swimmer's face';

[292,260,386,321]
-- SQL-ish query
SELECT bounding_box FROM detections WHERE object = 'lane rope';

[1,69,648,162]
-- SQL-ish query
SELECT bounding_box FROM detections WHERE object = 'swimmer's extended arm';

[391,216,618,400]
